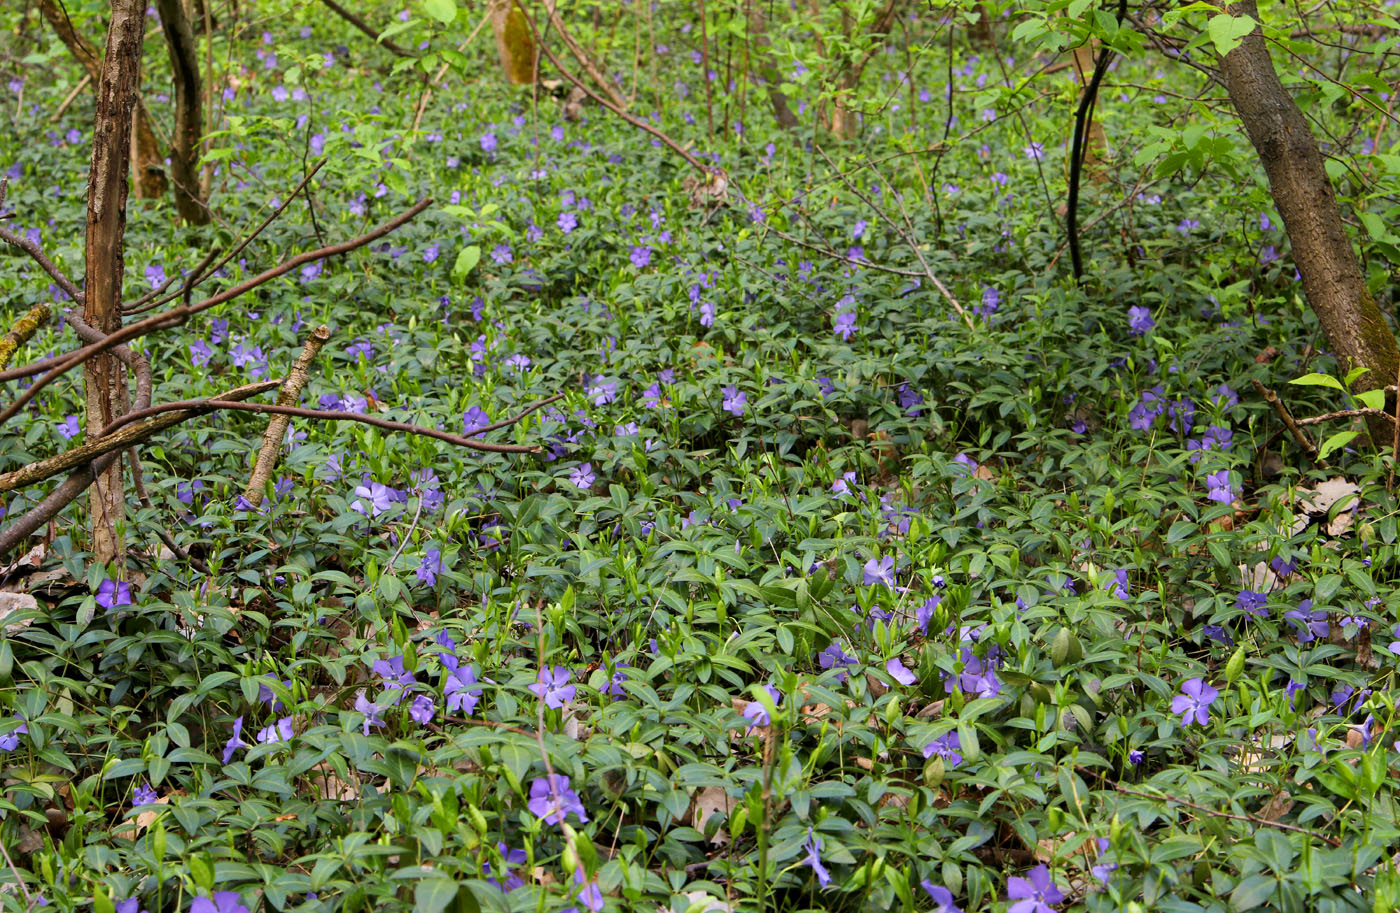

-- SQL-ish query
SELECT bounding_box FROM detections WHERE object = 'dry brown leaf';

[0,591,38,634]
[112,793,172,841]
[688,786,734,845]
[1257,790,1294,822]
[308,762,360,800]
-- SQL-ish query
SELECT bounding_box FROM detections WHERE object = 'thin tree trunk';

[746,1,798,130]
[84,0,144,567]
[38,0,167,200]
[1221,0,1398,442]
[156,0,209,223]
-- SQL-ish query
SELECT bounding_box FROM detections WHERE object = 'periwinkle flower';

[132,781,158,806]
[1128,305,1154,336]
[803,830,831,887]
[354,691,385,735]
[886,657,917,685]
[1171,678,1219,727]
[570,462,596,490]
[818,640,858,680]
[445,663,483,714]
[833,310,858,340]
[351,481,397,518]
[863,556,895,587]
[485,843,527,892]
[417,548,443,586]
[721,386,747,416]
[1235,589,1268,617]
[530,665,575,708]
[921,881,963,913]
[221,717,247,763]
[629,246,653,269]
[1007,865,1064,913]
[741,684,781,729]
[190,893,250,913]
[922,731,962,768]
[409,694,436,724]
[527,773,588,824]
[96,578,132,610]
[1206,470,1237,504]
[256,717,294,744]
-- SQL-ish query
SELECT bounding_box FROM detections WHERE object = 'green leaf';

[1288,372,1345,391]
[1355,389,1385,410]
[415,878,459,913]
[421,0,457,24]
[453,245,481,281]
[1317,430,1358,460]
[1207,13,1257,57]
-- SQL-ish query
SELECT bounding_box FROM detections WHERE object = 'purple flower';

[570,462,596,490]
[1007,865,1064,913]
[0,716,26,754]
[818,640,858,680]
[132,781,158,806]
[605,665,630,699]
[410,694,436,724]
[346,339,374,361]
[921,881,962,913]
[189,338,213,366]
[351,481,398,518]
[190,893,250,913]
[1128,748,1144,765]
[144,263,166,288]
[527,773,588,824]
[416,548,444,586]
[530,665,575,708]
[721,386,747,416]
[976,286,1000,317]
[96,578,133,610]
[741,684,781,729]
[803,830,831,887]
[629,246,653,269]
[53,413,82,439]
[257,674,290,711]
[863,556,896,587]
[916,596,941,635]
[354,691,386,735]
[1103,569,1130,600]
[1285,601,1328,643]
[490,244,513,265]
[571,867,605,911]
[256,717,294,744]
[886,658,917,685]
[588,378,617,405]
[445,664,483,714]
[1206,470,1237,504]
[922,731,962,768]
[480,132,497,153]
[1024,142,1045,161]
[372,656,417,699]
[834,311,858,340]
[557,211,578,233]
[114,899,148,913]
[1284,678,1305,708]
[485,843,527,892]
[300,261,322,283]
[1171,678,1219,727]
[221,717,247,763]
[1128,305,1155,336]
[831,471,857,499]
[1235,589,1268,617]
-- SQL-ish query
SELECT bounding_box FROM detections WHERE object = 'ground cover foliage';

[2,2,1400,912]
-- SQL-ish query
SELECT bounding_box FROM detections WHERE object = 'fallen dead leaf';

[0,591,38,634]
[688,786,734,845]
[113,793,173,841]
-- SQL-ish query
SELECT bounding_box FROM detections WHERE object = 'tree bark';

[1221,0,1398,442]
[84,0,144,567]
[746,1,799,130]
[38,0,167,200]
[155,0,209,223]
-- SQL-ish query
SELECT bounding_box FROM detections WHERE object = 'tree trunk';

[38,0,168,200]
[156,0,209,223]
[84,0,144,567]
[490,0,537,85]
[746,1,799,130]
[1221,0,1398,442]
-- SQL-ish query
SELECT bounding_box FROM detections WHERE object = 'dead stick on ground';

[243,325,331,507]
[0,381,279,493]
[1251,379,1320,462]
[49,74,92,123]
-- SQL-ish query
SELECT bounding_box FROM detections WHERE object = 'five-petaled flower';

[721,386,747,417]
[1007,865,1064,913]
[530,665,576,708]
[1171,677,1219,727]
[527,773,588,824]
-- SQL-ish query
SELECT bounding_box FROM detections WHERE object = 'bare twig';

[0,303,52,370]
[48,73,92,123]
[1089,768,1342,847]
[317,0,417,57]
[243,325,331,507]
[1294,407,1397,427]
[99,393,566,455]
[1252,379,1321,461]
[0,198,432,431]
[0,224,85,304]
[0,381,278,493]
[518,3,713,177]
[540,0,628,111]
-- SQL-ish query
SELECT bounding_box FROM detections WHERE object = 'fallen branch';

[0,303,52,370]
[317,0,417,57]
[48,73,92,123]
[540,0,628,111]
[1251,379,1320,461]
[99,391,566,455]
[0,198,432,430]
[0,381,278,492]
[1293,407,1397,427]
[243,325,331,507]
[516,2,712,177]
